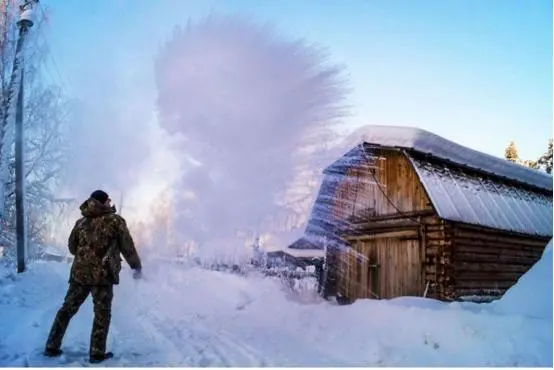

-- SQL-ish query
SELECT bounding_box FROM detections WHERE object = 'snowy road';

[1,262,270,367]
[0,259,552,367]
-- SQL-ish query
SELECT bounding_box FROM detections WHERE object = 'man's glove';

[133,267,142,279]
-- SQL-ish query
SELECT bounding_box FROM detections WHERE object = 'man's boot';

[89,352,114,364]
[43,348,63,357]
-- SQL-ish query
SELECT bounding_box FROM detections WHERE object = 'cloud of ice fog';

[155,14,349,248]
[57,66,156,205]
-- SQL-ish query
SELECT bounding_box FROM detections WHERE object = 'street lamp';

[14,0,38,273]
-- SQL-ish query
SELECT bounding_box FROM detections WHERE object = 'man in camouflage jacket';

[44,190,142,364]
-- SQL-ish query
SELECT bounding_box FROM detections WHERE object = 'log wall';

[450,224,549,301]
[420,216,455,300]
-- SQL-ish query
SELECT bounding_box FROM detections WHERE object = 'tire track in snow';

[115,273,250,366]
[124,273,269,367]
[109,310,190,366]
[138,308,228,367]
[132,298,268,367]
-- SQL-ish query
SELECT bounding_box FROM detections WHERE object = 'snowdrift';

[493,239,553,321]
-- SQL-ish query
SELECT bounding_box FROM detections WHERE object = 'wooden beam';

[343,220,421,236]
[453,223,551,243]
[454,262,531,274]
[347,209,435,224]
[345,229,419,242]
[454,236,548,251]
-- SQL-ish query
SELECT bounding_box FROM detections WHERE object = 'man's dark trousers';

[45,283,113,357]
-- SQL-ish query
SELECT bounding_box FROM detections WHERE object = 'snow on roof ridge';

[343,125,553,192]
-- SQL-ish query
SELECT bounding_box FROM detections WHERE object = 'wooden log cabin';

[298,125,553,303]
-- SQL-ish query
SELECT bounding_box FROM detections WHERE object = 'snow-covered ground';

[0,244,552,367]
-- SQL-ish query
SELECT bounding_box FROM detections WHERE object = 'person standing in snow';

[43,190,142,364]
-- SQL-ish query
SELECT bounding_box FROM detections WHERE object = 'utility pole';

[14,0,38,273]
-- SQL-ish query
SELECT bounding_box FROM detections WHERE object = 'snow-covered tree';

[521,159,538,170]
[537,139,553,174]
[0,1,71,258]
[503,140,543,172]
[504,141,519,162]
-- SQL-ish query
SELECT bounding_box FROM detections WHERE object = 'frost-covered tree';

[504,139,553,173]
[537,139,553,174]
[504,141,519,162]
[0,1,70,259]
[155,14,349,255]
[521,159,538,170]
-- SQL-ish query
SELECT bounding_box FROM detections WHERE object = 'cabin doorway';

[337,234,423,300]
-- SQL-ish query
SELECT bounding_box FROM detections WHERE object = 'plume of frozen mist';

[57,71,156,204]
[154,14,349,260]
[46,62,172,251]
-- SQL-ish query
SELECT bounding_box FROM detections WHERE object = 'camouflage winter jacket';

[68,197,142,285]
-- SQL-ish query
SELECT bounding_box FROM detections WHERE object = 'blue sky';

[41,0,552,160]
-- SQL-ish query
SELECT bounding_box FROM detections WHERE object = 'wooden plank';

[369,241,376,298]
[456,271,524,282]
[455,288,505,297]
[426,239,451,247]
[338,251,348,296]
[425,273,439,281]
[339,251,348,297]
[360,241,368,299]
[346,220,420,233]
[348,210,435,223]
[377,240,385,298]
[336,252,343,296]
[453,240,546,255]
[454,262,530,273]
[455,223,552,242]
[356,243,364,298]
[454,229,549,247]
[426,265,455,276]
[348,249,354,298]
[455,244,543,258]
[388,238,395,298]
[422,216,445,226]
[351,244,357,298]
[454,234,547,248]
[426,231,451,240]
[455,252,539,265]
[345,229,418,242]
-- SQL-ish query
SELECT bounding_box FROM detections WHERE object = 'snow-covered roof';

[263,228,306,252]
[340,125,552,192]
[410,154,552,237]
[299,125,552,246]
[283,248,325,259]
